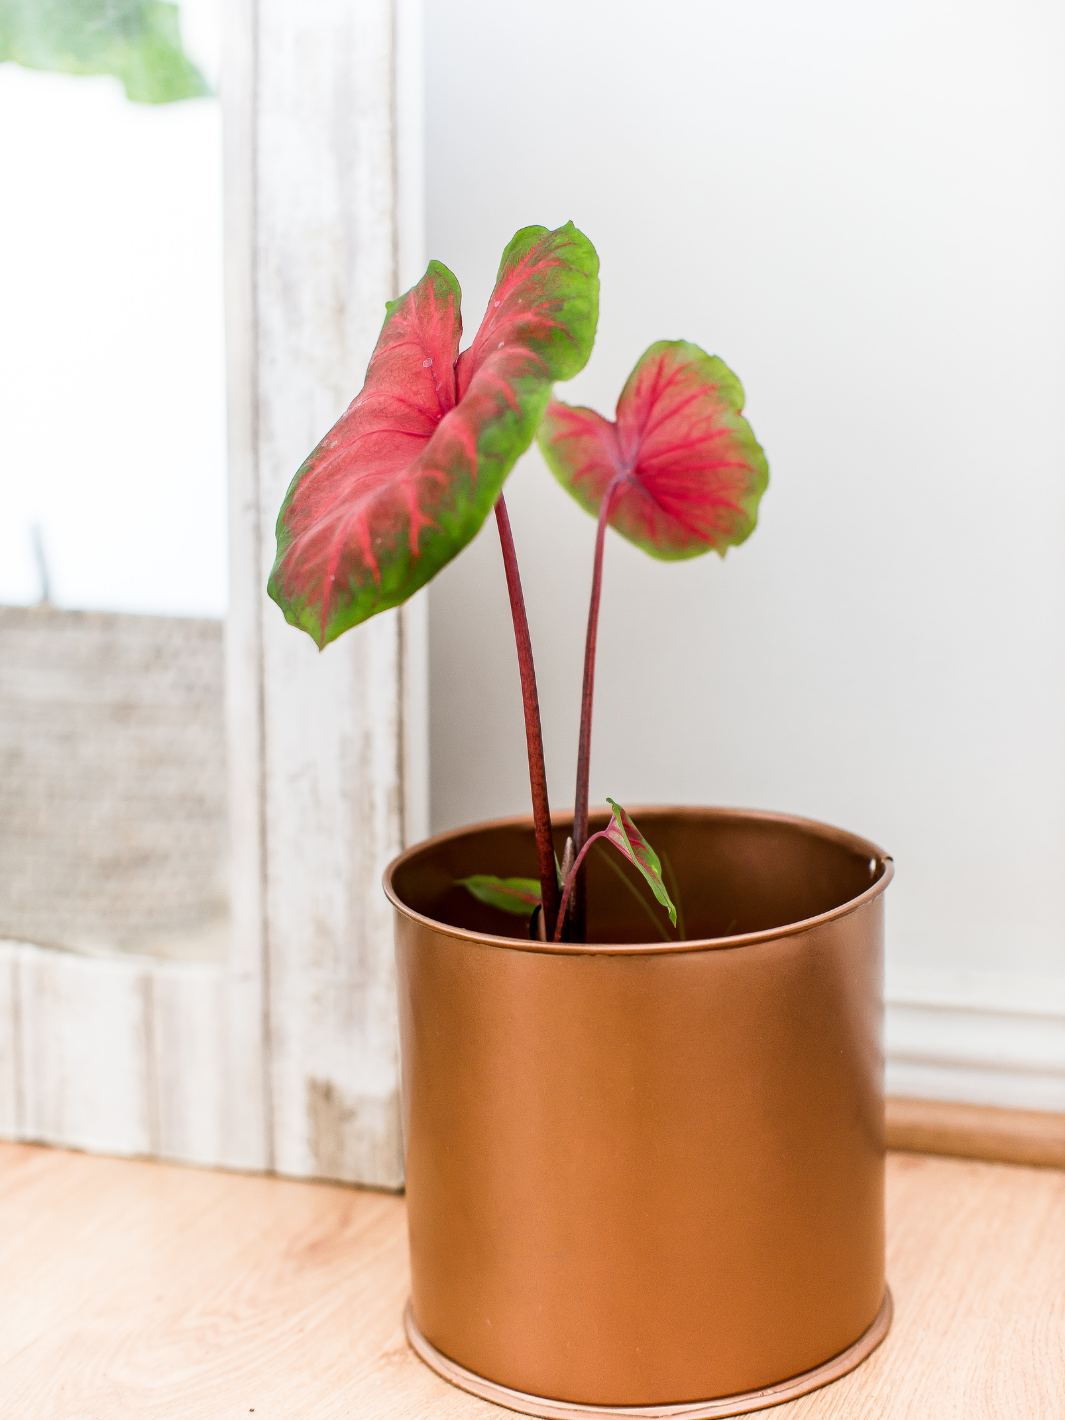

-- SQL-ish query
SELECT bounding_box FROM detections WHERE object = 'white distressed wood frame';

[0,0,426,1187]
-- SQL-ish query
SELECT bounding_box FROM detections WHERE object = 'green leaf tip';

[604,798,677,927]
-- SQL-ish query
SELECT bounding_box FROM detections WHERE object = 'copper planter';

[385,807,893,1417]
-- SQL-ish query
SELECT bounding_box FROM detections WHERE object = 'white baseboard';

[885,968,1065,1113]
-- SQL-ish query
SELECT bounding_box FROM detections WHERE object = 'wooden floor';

[0,1143,1061,1419]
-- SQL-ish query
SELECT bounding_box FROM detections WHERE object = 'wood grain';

[887,1095,1065,1169]
[224,0,427,1189]
[0,1142,1060,1419]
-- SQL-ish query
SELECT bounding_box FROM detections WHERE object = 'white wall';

[425,0,1065,1023]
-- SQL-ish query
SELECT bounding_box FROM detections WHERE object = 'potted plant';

[268,223,893,1417]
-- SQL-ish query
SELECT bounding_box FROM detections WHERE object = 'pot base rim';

[403,1288,892,1418]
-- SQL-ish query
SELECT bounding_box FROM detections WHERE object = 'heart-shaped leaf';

[457,875,542,914]
[537,340,767,561]
[268,223,599,647]
[602,799,676,926]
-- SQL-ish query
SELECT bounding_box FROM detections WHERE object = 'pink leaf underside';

[603,801,658,877]
[602,799,676,924]
[274,243,567,622]
[543,343,763,556]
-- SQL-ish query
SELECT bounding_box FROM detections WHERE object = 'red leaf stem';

[556,798,676,941]
[494,496,562,938]
[553,830,609,941]
[569,474,624,940]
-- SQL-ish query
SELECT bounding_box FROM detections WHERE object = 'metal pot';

[385,807,893,1418]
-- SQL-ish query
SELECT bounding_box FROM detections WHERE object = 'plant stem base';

[404,1289,893,1418]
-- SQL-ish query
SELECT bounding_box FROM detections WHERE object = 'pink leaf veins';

[537,340,768,561]
[269,224,599,647]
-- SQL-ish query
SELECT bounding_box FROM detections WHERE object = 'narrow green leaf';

[457,875,541,915]
[595,845,672,942]
[603,799,677,927]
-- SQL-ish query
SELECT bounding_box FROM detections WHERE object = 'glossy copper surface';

[385,807,893,1408]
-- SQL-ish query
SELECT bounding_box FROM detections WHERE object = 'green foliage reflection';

[0,0,210,104]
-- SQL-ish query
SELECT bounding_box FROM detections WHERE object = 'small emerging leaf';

[538,340,767,561]
[602,799,677,926]
[457,875,542,915]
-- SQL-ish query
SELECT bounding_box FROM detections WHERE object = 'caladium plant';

[269,223,768,944]
[538,339,768,938]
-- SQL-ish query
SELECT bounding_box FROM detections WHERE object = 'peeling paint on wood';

[228,0,425,1186]
[306,1077,404,1190]
[0,0,424,1186]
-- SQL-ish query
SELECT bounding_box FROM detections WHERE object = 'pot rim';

[383,804,893,957]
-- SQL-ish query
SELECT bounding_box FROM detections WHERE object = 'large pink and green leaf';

[269,223,599,647]
[537,340,767,561]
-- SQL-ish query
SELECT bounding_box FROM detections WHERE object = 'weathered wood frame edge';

[0,0,426,1187]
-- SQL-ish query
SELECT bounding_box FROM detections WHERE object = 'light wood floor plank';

[0,1143,1060,1418]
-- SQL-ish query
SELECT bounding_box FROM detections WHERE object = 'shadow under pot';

[384,805,894,1419]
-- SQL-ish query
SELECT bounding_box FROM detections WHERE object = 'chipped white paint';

[229,0,426,1187]
[15,944,153,1156]
[0,941,266,1168]
[0,0,425,1185]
